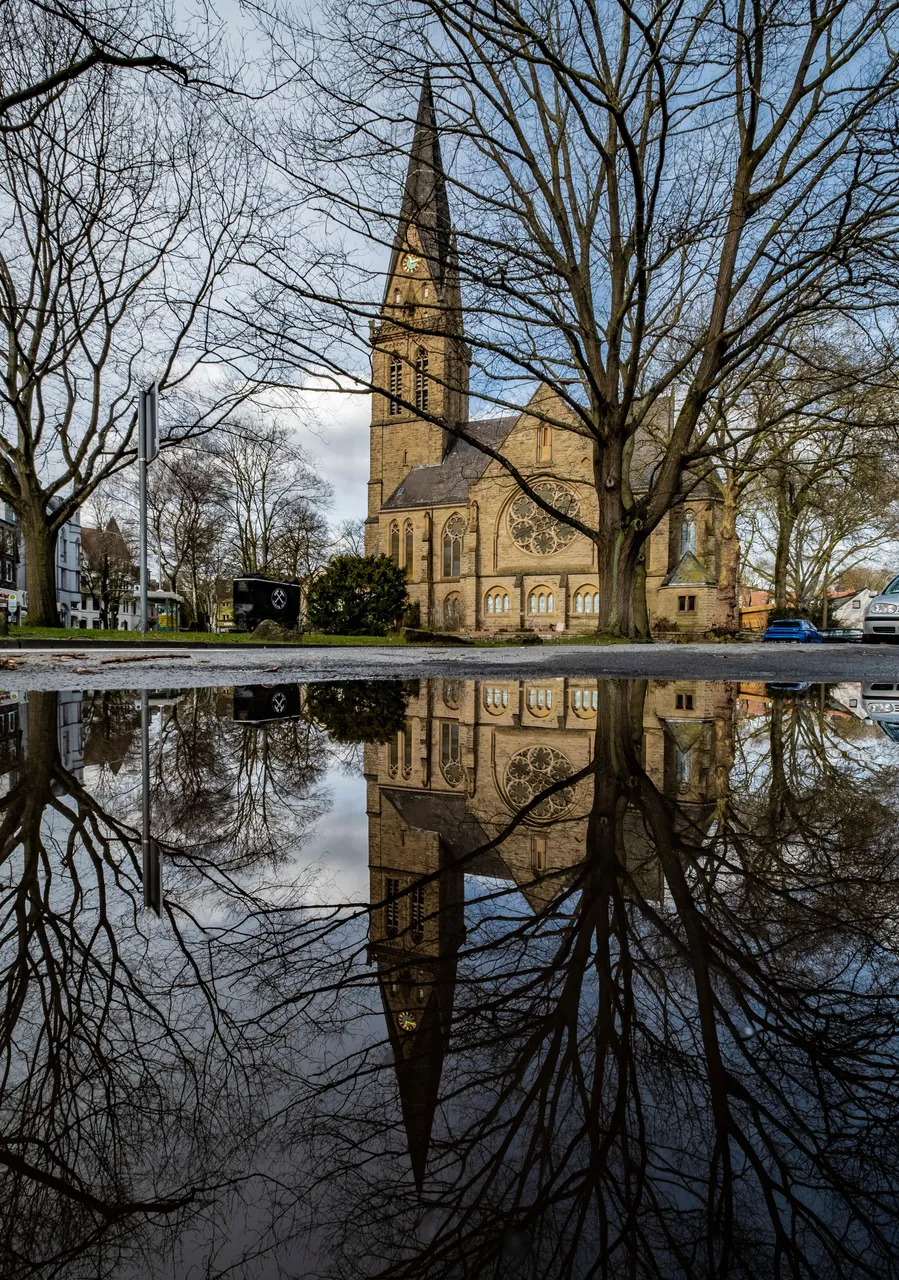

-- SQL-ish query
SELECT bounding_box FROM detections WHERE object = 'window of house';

[414,346,429,412]
[410,883,425,945]
[675,693,694,711]
[485,590,509,615]
[442,515,464,578]
[574,589,597,615]
[389,523,400,565]
[853,599,861,609]
[404,522,414,573]
[385,876,401,938]
[530,835,547,873]
[388,353,403,415]
[678,595,696,612]
[536,426,552,462]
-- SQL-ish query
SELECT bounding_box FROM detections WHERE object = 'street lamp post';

[137,384,159,634]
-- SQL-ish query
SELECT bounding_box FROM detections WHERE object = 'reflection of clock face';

[402,253,420,273]
[397,1011,418,1032]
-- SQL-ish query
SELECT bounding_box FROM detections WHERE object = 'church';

[365,79,732,635]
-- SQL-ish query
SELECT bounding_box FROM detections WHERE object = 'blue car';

[762,618,823,643]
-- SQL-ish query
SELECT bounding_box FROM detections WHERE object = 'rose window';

[508,482,580,555]
[503,745,576,820]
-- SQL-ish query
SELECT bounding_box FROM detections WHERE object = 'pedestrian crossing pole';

[137,384,159,634]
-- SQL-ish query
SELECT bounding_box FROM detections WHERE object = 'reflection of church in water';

[365,678,733,1187]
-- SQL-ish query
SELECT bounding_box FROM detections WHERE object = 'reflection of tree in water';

[275,680,899,1279]
[0,689,337,1279]
[3,680,899,1278]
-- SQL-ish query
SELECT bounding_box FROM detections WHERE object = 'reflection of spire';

[369,809,465,1190]
[376,951,457,1190]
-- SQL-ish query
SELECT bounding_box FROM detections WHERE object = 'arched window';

[442,515,464,578]
[680,511,697,556]
[536,426,551,461]
[574,593,583,614]
[484,686,510,712]
[538,594,546,613]
[526,686,553,715]
[404,522,414,574]
[414,346,429,412]
[385,876,400,938]
[547,593,554,612]
[403,721,412,778]
[440,720,464,785]
[485,590,509,616]
[443,594,461,631]
[388,353,402,415]
[410,883,425,945]
[486,594,494,614]
[389,522,400,565]
[593,592,600,613]
[529,593,537,613]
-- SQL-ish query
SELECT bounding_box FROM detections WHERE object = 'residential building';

[830,588,878,627]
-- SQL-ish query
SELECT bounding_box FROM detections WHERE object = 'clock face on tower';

[402,253,421,273]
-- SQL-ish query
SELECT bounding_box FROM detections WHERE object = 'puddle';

[1,677,898,1277]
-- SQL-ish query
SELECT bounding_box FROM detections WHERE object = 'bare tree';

[255,0,899,636]
[80,513,135,628]
[215,422,333,575]
[333,517,366,558]
[142,450,232,627]
[0,38,279,624]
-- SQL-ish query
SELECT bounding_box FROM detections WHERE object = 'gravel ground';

[1,642,898,690]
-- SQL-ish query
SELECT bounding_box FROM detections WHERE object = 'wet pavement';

[4,640,899,689]
[1,675,899,1277]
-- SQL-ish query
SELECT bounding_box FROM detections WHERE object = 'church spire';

[388,71,456,304]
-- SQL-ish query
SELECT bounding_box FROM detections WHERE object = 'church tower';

[367,73,470,544]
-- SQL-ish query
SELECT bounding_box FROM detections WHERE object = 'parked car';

[820,627,863,644]
[862,683,899,741]
[863,575,899,643]
[761,618,823,643]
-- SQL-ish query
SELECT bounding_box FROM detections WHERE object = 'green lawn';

[5,625,410,646]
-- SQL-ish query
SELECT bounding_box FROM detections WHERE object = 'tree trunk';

[19,513,58,627]
[773,482,795,613]
[717,477,740,632]
[593,439,649,638]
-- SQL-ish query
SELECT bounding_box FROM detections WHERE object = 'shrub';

[306,555,408,635]
[305,680,414,743]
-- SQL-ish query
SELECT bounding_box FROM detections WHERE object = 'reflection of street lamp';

[140,690,161,915]
[137,385,159,635]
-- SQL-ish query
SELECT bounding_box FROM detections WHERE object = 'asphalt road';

[2,642,898,691]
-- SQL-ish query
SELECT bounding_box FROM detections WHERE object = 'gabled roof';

[382,416,518,511]
[386,72,457,305]
[662,550,717,586]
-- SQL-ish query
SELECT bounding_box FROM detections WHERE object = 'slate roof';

[382,415,518,511]
[387,72,457,305]
[383,787,508,878]
[662,550,717,586]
